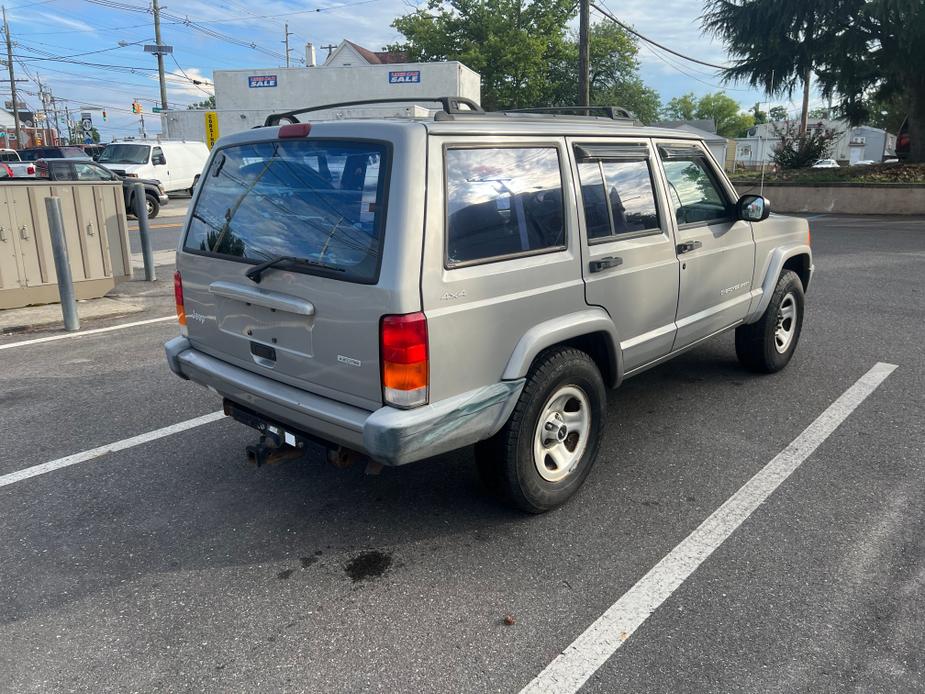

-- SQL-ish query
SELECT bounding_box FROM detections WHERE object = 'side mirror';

[736,194,770,222]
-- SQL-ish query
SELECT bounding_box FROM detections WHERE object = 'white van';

[98,139,209,193]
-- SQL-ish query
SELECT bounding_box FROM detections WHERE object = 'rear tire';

[475,347,606,513]
[735,270,804,373]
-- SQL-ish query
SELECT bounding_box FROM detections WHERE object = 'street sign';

[204,111,219,149]
[152,106,164,113]
[144,44,173,54]
[81,116,93,133]
[84,136,93,144]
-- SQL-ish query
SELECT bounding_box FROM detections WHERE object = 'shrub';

[771,121,840,169]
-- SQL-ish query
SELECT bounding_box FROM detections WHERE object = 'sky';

[2,0,821,141]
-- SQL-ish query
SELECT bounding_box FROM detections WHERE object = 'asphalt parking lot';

[1,214,923,693]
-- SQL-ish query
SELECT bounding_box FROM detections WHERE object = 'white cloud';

[158,66,215,99]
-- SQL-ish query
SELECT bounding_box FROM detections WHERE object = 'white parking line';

[520,361,897,694]
[0,316,175,351]
[0,411,225,489]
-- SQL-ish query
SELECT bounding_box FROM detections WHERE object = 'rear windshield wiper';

[245,255,345,283]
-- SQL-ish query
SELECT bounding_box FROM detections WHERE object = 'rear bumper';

[165,337,524,466]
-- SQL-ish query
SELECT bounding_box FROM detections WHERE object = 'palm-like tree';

[701,0,840,134]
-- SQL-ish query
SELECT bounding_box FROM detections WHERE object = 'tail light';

[26,165,35,176]
[380,312,428,408]
[174,271,187,330]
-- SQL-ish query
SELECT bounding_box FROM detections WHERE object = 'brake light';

[174,271,187,329]
[381,312,428,408]
[279,123,311,138]
[26,165,35,175]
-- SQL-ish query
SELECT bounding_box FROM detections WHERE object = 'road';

[1,215,923,693]
[127,195,189,255]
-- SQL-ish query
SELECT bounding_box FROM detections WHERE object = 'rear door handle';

[589,256,623,273]
[676,240,702,254]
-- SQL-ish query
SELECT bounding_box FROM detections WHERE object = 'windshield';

[99,144,150,165]
[183,139,389,283]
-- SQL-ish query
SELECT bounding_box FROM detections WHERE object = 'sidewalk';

[0,258,177,334]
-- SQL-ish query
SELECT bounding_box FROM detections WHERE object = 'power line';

[591,2,730,71]
[170,54,212,97]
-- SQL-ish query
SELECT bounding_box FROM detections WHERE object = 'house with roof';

[323,40,409,67]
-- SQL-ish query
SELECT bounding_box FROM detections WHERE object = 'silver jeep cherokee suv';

[165,98,813,513]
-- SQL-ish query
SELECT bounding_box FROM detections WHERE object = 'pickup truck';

[0,148,37,177]
[34,158,169,218]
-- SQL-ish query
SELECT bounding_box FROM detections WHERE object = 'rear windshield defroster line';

[183,138,391,284]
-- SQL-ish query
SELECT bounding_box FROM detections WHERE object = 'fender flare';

[746,243,812,323]
[501,308,623,387]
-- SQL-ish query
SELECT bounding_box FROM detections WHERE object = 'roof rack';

[264,96,483,126]
[503,105,637,122]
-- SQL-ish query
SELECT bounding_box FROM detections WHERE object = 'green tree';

[695,92,754,137]
[814,0,925,162]
[390,0,575,110]
[550,22,661,123]
[808,106,830,120]
[768,105,789,122]
[702,0,841,134]
[90,127,100,144]
[771,120,839,169]
[751,102,768,125]
[662,92,697,120]
[187,96,216,110]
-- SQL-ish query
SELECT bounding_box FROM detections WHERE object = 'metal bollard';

[44,196,80,332]
[132,181,156,281]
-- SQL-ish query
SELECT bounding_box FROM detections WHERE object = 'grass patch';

[730,163,925,185]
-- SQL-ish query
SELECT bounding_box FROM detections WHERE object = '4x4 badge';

[441,289,467,301]
[337,355,361,367]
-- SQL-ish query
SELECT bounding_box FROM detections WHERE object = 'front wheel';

[145,194,160,219]
[735,269,804,373]
[476,347,606,513]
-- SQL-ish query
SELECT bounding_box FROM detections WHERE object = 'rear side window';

[446,147,565,266]
[0,151,17,162]
[184,139,388,283]
[576,157,660,239]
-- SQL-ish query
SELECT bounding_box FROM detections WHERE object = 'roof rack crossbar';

[503,105,636,121]
[264,96,483,126]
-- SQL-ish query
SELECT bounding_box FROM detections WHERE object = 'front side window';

[184,139,388,283]
[577,155,660,239]
[446,147,565,266]
[152,147,166,164]
[660,150,729,225]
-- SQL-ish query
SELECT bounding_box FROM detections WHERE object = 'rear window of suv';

[184,139,389,283]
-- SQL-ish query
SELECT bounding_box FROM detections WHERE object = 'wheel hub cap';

[533,385,591,483]
[774,292,798,354]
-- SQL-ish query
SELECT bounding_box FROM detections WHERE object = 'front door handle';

[677,240,702,254]
[589,256,623,273]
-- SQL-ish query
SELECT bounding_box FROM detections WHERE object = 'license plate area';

[223,399,331,459]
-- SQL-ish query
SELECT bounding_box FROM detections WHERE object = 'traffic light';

[131,101,142,114]
[102,110,107,122]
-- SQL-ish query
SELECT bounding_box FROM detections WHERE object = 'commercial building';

[162,40,481,143]
[734,120,897,168]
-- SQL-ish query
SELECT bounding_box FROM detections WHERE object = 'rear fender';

[501,308,623,388]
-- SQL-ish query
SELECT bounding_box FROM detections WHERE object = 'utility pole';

[282,23,293,68]
[2,5,21,149]
[36,74,51,145]
[152,0,169,138]
[321,43,337,59]
[578,0,590,107]
[64,104,73,144]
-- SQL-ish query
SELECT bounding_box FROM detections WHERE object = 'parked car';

[0,148,37,177]
[851,160,877,166]
[35,158,168,218]
[98,139,209,194]
[811,158,839,168]
[18,145,90,161]
[165,98,813,513]
[896,117,910,161]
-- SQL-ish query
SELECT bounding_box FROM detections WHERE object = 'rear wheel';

[735,269,804,373]
[476,347,606,513]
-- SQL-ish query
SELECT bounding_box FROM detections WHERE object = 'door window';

[72,162,113,181]
[152,147,166,165]
[445,147,565,266]
[576,157,660,240]
[659,150,730,225]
